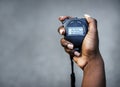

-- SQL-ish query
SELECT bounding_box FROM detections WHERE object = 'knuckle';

[60,38,64,45]
[91,18,97,24]
[69,50,75,56]
[60,38,68,47]
[64,48,75,56]
[94,19,97,24]
[58,26,65,35]
[65,48,70,53]
[60,38,63,43]
[60,38,65,43]
[58,26,64,32]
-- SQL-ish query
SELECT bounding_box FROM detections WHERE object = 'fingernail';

[84,14,91,18]
[59,16,65,20]
[74,51,80,56]
[67,44,73,49]
[59,29,65,35]
[59,16,64,18]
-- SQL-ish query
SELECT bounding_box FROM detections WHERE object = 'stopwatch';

[62,17,88,51]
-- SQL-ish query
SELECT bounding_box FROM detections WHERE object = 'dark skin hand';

[58,15,106,87]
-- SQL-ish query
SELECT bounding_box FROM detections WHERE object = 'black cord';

[70,56,75,87]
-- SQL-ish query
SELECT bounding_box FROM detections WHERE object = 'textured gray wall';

[0,0,120,87]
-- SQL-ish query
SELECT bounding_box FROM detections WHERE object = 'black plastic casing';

[62,17,88,51]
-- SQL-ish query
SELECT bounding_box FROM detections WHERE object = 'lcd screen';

[68,27,84,36]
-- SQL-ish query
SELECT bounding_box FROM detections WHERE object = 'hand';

[58,14,101,69]
[58,15,106,87]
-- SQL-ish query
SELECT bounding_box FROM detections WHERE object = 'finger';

[64,48,72,54]
[60,38,73,49]
[74,51,80,57]
[84,14,98,34]
[58,26,65,35]
[64,47,80,57]
[65,48,80,57]
[60,38,80,56]
[58,16,72,23]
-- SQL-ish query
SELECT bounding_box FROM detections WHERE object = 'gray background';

[0,0,120,87]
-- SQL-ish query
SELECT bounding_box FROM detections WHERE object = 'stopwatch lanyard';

[62,19,76,87]
[70,56,75,87]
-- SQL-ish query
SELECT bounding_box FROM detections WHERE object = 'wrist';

[83,52,104,71]
[81,52,106,87]
[80,50,104,71]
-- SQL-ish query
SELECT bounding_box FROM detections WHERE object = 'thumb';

[84,14,98,34]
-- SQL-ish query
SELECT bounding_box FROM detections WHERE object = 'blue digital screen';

[68,27,84,36]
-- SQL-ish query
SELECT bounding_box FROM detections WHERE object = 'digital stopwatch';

[62,17,88,51]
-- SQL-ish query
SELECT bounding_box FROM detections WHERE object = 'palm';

[82,31,98,56]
